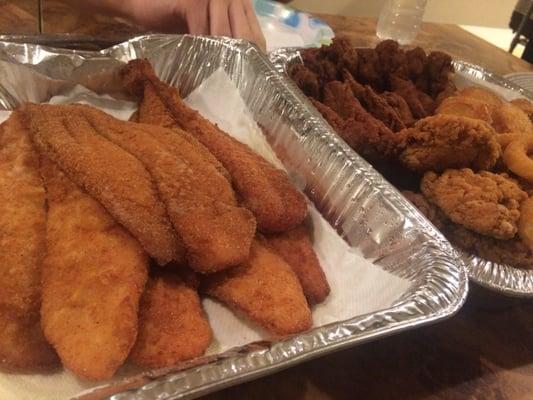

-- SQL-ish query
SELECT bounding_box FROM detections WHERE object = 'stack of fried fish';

[0,60,330,380]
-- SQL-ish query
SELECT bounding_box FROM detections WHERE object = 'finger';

[242,0,267,52]
[186,0,209,35]
[209,0,232,37]
[228,1,254,43]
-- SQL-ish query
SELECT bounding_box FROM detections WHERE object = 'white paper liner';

[0,69,409,400]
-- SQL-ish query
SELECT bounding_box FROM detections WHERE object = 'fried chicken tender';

[130,272,212,369]
[390,74,435,118]
[397,114,501,172]
[266,225,330,305]
[202,239,312,336]
[375,39,408,79]
[357,48,385,91]
[40,159,148,380]
[0,113,58,371]
[381,91,415,127]
[289,63,321,99]
[421,169,527,240]
[436,96,493,124]
[22,103,183,265]
[74,105,256,273]
[121,59,307,233]
[511,98,533,122]
[491,103,532,134]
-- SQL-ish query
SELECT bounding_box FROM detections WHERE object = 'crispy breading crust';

[421,169,527,240]
[121,59,308,233]
[202,239,312,336]
[22,103,183,265]
[130,272,212,369]
[40,159,148,380]
[0,113,58,371]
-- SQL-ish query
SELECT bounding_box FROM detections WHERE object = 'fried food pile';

[0,60,330,380]
[290,38,533,270]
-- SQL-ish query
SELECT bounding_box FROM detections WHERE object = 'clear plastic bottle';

[376,0,428,45]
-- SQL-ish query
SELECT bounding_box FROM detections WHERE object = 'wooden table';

[0,1,532,399]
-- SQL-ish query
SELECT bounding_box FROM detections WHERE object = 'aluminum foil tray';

[269,47,533,297]
[0,35,467,399]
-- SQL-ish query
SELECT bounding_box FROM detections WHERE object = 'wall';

[289,0,517,28]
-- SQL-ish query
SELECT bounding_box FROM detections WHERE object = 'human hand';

[128,0,266,51]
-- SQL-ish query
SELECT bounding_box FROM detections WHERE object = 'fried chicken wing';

[22,103,183,265]
[121,59,307,234]
[130,272,212,369]
[343,69,405,132]
[397,114,501,172]
[0,113,58,371]
[40,159,148,380]
[266,225,330,305]
[421,169,527,239]
[72,105,256,273]
[202,239,312,336]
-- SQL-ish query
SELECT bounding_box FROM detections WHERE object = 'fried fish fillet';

[202,240,312,335]
[40,159,149,380]
[266,226,330,305]
[72,105,256,273]
[22,103,183,265]
[0,112,58,371]
[121,59,307,233]
[130,272,212,369]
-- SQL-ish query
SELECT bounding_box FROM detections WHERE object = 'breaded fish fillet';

[202,240,312,336]
[121,59,308,233]
[266,225,330,305]
[139,84,231,181]
[21,103,183,265]
[40,159,149,380]
[130,272,212,369]
[0,112,58,371]
[73,105,256,273]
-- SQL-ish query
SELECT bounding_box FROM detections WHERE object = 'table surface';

[1,1,533,399]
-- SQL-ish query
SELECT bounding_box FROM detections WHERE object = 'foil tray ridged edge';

[0,35,468,400]
[269,47,533,297]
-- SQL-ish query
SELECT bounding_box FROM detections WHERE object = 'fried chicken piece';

[458,86,502,106]
[121,59,307,233]
[266,225,330,305]
[288,63,321,99]
[76,105,256,273]
[202,239,312,336]
[390,74,433,118]
[343,69,405,132]
[443,222,533,270]
[40,159,148,380]
[130,272,212,369]
[356,48,385,91]
[436,95,493,124]
[492,103,532,134]
[139,84,231,181]
[375,39,409,79]
[510,98,533,122]
[401,191,445,229]
[22,103,183,266]
[0,113,58,372]
[406,47,427,81]
[421,169,527,240]
[426,51,455,97]
[322,36,358,77]
[397,114,501,172]
[311,97,396,161]
[381,91,415,127]
[301,48,339,82]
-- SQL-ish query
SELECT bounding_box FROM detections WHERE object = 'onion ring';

[503,136,533,183]
[519,197,533,251]
[497,132,528,149]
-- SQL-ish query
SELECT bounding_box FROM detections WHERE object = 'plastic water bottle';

[376,0,428,45]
